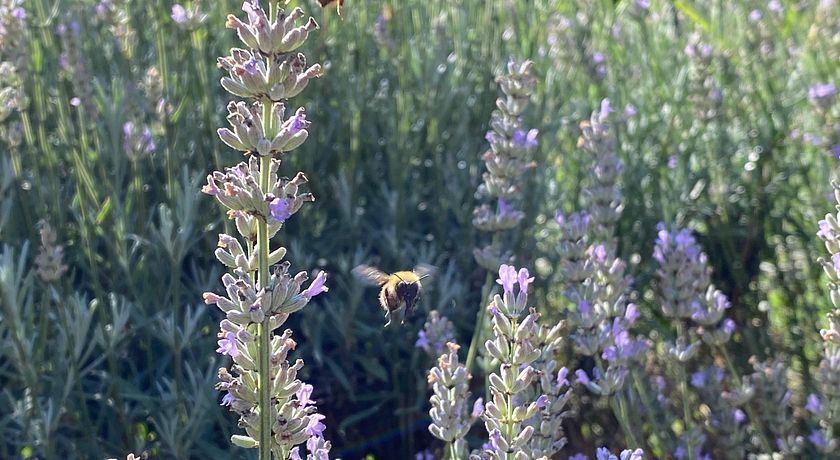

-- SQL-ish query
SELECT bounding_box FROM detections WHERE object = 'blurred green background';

[0,0,838,458]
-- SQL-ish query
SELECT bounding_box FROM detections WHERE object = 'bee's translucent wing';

[352,264,390,286]
[413,263,438,282]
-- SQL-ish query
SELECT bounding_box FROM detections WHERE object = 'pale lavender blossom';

[809,430,827,450]
[269,197,291,222]
[808,83,836,109]
[805,393,822,416]
[171,4,187,24]
[496,264,517,295]
[517,267,534,294]
[302,271,329,299]
[414,450,434,460]
[296,384,315,407]
[634,0,650,11]
[216,332,239,357]
[512,128,539,149]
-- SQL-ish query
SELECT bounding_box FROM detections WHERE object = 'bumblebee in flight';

[353,264,436,327]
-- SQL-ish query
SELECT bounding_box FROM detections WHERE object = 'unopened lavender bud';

[279,17,318,52]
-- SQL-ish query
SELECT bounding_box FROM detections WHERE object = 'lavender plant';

[473,264,542,460]
[467,60,539,371]
[427,342,483,459]
[651,224,738,458]
[200,2,330,458]
[811,179,840,454]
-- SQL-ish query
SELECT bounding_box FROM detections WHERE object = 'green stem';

[465,270,493,373]
[465,234,501,373]
[258,156,272,459]
[674,323,695,460]
[677,367,695,460]
[614,392,641,449]
[448,442,458,460]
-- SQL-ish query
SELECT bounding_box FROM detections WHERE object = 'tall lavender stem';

[201,3,331,459]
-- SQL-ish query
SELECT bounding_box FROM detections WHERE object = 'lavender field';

[1,0,839,459]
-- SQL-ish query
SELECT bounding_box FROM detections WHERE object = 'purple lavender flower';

[818,219,835,240]
[578,299,591,316]
[290,447,302,460]
[242,57,260,76]
[831,145,840,159]
[690,371,705,388]
[634,0,650,10]
[414,449,434,460]
[722,318,736,334]
[221,392,234,406]
[592,244,607,263]
[306,413,326,437]
[599,98,612,119]
[575,369,591,385]
[242,0,260,23]
[171,4,187,24]
[749,9,762,21]
[809,83,836,100]
[625,303,640,323]
[809,83,836,109]
[517,267,534,294]
[489,429,503,451]
[804,133,823,146]
[592,52,605,64]
[216,332,239,357]
[471,397,484,418]
[767,0,782,13]
[302,271,329,299]
[70,97,81,107]
[296,383,315,407]
[290,112,307,134]
[511,128,539,149]
[809,430,827,450]
[269,197,291,222]
[668,155,678,169]
[557,367,570,386]
[11,7,25,20]
[415,330,429,349]
[805,393,823,416]
[496,264,517,295]
[497,198,517,218]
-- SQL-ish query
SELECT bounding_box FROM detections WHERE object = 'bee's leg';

[383,310,393,327]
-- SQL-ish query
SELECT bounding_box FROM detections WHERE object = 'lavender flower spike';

[428,342,481,458]
[204,3,332,459]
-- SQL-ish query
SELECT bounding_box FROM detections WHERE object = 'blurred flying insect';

[353,264,437,327]
[317,0,344,15]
